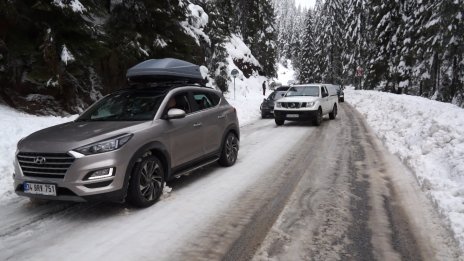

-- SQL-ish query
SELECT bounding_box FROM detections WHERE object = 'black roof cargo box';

[126,58,204,85]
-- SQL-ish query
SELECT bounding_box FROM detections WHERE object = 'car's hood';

[277,96,319,103]
[19,121,149,153]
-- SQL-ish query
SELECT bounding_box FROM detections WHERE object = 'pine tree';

[298,10,316,83]
[312,0,344,84]
[342,0,368,88]
[241,0,278,77]
[203,0,233,92]
[364,0,402,91]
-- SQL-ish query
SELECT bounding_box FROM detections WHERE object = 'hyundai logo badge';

[34,156,47,164]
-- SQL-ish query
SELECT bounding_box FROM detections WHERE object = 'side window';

[321,87,328,97]
[193,92,220,110]
[166,92,191,114]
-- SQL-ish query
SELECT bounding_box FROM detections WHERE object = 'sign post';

[231,69,239,100]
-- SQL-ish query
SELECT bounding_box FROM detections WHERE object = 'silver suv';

[13,59,240,207]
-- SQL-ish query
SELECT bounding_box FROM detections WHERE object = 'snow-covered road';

[0,117,313,260]
[1,103,461,261]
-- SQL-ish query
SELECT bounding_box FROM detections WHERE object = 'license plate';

[24,182,56,196]
[287,114,299,118]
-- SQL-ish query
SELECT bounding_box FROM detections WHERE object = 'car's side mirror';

[166,108,186,120]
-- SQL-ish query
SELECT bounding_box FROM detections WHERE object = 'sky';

[295,0,316,9]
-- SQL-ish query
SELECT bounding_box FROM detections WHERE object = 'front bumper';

[13,148,132,202]
[274,110,318,121]
[260,106,275,116]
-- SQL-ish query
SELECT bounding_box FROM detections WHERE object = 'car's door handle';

[193,122,202,127]
[218,115,225,119]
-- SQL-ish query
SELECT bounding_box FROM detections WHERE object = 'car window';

[166,92,191,114]
[286,86,319,97]
[193,92,220,110]
[322,87,328,97]
[77,90,165,121]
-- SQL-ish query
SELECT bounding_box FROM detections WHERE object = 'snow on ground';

[0,105,75,202]
[275,59,296,86]
[346,89,464,250]
[221,38,296,126]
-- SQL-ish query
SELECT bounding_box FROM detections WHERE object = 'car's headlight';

[307,102,315,107]
[276,102,282,108]
[73,134,133,155]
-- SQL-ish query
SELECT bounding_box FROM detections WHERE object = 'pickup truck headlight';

[73,134,133,155]
[275,102,282,108]
[302,102,315,108]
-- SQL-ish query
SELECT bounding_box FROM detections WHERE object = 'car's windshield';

[285,86,319,97]
[77,90,166,121]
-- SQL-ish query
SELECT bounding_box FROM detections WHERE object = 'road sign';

[355,67,364,77]
[231,69,239,78]
[231,69,239,100]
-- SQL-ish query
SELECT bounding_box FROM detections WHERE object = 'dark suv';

[260,90,287,118]
[13,59,240,207]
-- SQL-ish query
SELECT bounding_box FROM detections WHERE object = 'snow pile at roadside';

[221,35,297,125]
[221,34,267,126]
[0,105,75,201]
[347,90,464,250]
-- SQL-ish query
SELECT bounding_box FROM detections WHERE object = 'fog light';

[87,168,114,180]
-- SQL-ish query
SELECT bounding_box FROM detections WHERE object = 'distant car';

[335,85,344,102]
[13,58,240,208]
[260,90,287,118]
[275,86,290,92]
[274,84,339,126]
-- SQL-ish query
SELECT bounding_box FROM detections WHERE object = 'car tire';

[219,132,239,167]
[261,112,267,119]
[275,117,284,126]
[313,108,322,126]
[127,155,165,208]
[329,104,337,120]
[340,97,344,102]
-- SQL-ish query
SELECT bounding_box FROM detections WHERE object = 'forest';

[0,0,462,115]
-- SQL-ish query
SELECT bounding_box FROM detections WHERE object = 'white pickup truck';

[273,84,339,126]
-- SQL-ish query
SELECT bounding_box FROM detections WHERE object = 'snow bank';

[347,90,464,250]
[220,36,298,126]
[224,34,261,67]
[0,105,75,201]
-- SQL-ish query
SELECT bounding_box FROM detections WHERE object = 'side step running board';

[173,157,219,179]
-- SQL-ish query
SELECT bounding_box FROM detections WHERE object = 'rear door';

[192,91,225,156]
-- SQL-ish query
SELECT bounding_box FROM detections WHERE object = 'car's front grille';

[17,152,75,179]
[281,102,302,109]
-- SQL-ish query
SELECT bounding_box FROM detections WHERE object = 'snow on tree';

[298,10,316,83]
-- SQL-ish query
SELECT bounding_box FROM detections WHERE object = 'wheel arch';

[122,141,171,201]
[219,123,240,153]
